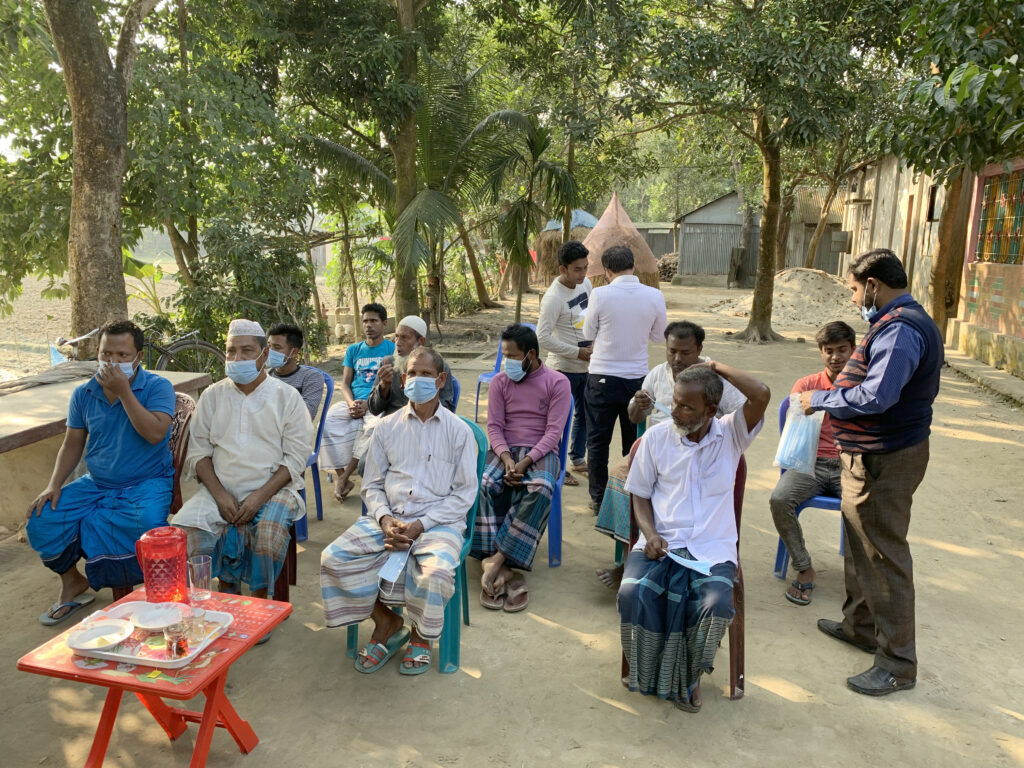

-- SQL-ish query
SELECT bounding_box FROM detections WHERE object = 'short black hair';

[99,319,144,353]
[267,323,304,349]
[406,346,444,376]
[675,365,723,407]
[848,248,908,289]
[815,321,856,348]
[362,302,387,322]
[500,323,540,358]
[665,320,705,345]
[557,240,589,267]
[601,245,634,273]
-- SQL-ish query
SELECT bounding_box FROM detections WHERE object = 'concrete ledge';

[672,274,727,288]
[946,318,1024,379]
[944,346,1024,408]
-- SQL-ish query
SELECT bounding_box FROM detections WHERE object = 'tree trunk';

[339,205,359,322]
[391,0,419,319]
[775,186,795,272]
[458,220,499,307]
[562,133,575,242]
[737,110,783,342]
[44,0,156,353]
[164,219,197,289]
[803,181,840,269]
[932,172,971,331]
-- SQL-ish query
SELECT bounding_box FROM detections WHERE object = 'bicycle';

[55,328,225,382]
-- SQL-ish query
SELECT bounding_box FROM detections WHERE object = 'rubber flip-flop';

[39,592,96,626]
[354,626,411,673]
[503,575,529,613]
[398,641,432,675]
[785,580,815,606]
[480,584,506,610]
[563,472,579,486]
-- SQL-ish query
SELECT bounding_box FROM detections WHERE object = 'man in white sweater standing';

[582,245,667,510]
[537,241,592,486]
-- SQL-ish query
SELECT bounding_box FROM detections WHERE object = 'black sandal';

[785,580,815,606]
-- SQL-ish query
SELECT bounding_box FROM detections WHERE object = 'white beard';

[673,418,707,440]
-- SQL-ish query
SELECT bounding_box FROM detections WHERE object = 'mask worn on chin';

[225,358,262,385]
[861,284,878,322]
[503,355,529,382]
[403,376,439,404]
[266,349,289,369]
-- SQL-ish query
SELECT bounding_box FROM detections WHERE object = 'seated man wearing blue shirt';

[27,320,176,625]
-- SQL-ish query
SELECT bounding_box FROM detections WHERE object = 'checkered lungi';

[470,446,559,571]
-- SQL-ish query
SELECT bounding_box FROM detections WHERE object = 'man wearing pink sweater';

[472,324,571,613]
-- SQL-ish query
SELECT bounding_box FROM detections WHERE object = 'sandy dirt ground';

[2,283,1023,767]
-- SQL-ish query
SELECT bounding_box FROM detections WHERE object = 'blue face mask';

[860,285,877,322]
[503,357,528,382]
[225,358,262,385]
[404,376,438,404]
[267,349,288,369]
[97,360,137,379]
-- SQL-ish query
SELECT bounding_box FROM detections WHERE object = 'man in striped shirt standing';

[800,249,943,697]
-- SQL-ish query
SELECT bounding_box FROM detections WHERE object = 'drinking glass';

[188,555,212,602]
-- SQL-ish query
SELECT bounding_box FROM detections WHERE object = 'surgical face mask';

[860,283,877,322]
[503,356,528,382]
[404,376,438,404]
[266,349,289,369]
[97,360,137,378]
[225,358,262,385]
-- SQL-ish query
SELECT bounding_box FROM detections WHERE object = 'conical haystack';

[582,193,660,288]
[532,225,595,286]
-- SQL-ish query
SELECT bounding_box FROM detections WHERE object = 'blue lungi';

[26,474,172,590]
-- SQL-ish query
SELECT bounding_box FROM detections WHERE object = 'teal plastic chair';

[345,416,487,673]
[613,418,646,568]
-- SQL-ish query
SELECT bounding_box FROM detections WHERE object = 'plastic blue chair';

[298,370,335,538]
[773,397,846,580]
[346,417,486,673]
[474,323,535,422]
[546,395,574,568]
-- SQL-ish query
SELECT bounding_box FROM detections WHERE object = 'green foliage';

[880,1,1024,179]
[174,222,327,356]
[122,252,169,318]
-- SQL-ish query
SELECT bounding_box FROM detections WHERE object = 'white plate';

[131,602,189,631]
[67,619,134,651]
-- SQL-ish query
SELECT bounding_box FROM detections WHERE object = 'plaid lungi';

[618,548,736,708]
[180,490,297,597]
[594,459,631,543]
[321,516,464,640]
[470,446,559,571]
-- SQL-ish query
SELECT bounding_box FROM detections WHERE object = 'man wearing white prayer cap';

[367,315,457,418]
[172,318,312,614]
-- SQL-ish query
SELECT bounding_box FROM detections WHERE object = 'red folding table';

[17,589,292,767]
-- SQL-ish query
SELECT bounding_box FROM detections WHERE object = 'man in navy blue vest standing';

[800,248,943,697]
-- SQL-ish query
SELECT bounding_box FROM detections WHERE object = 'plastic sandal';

[399,641,432,675]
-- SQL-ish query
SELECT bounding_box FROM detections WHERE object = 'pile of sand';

[710,267,867,330]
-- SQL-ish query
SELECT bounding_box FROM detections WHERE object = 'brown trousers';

[839,439,929,679]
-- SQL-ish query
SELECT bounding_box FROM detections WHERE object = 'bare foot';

[596,563,624,590]
[402,627,431,671]
[368,605,404,646]
[334,478,355,502]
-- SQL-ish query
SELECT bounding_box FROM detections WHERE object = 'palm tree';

[307,60,578,322]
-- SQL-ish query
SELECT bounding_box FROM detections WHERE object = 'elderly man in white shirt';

[321,347,479,675]
[595,320,746,589]
[172,319,313,601]
[619,361,769,714]
[582,245,667,511]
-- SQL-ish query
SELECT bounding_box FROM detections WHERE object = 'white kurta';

[172,375,313,533]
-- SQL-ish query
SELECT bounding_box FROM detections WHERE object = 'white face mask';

[860,282,878,322]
